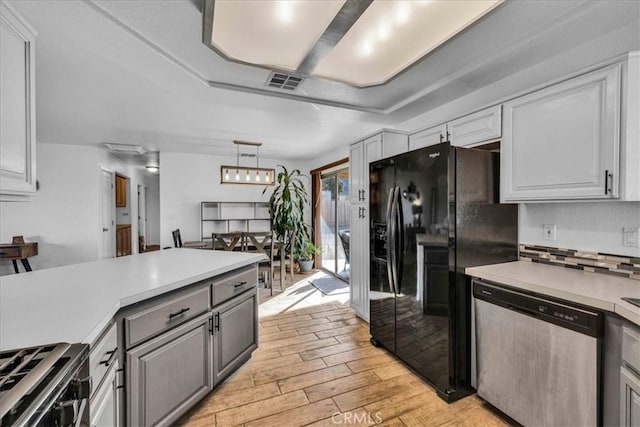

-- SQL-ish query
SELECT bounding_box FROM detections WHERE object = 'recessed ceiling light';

[203,0,501,87]
[276,1,294,24]
[394,2,411,26]
[209,0,345,71]
[377,22,390,42]
[314,0,502,86]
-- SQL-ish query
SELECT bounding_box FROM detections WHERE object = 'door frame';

[99,167,116,259]
[311,159,350,282]
[137,183,146,252]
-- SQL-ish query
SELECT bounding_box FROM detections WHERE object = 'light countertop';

[0,249,264,351]
[466,261,640,326]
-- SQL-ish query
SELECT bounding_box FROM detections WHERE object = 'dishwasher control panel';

[473,280,603,338]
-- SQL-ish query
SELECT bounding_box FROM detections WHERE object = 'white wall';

[0,144,101,275]
[159,152,308,248]
[519,202,640,257]
[0,144,151,276]
[145,173,160,246]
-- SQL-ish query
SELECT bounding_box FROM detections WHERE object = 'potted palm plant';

[263,166,311,268]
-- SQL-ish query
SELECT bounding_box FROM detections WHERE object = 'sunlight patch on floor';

[259,271,350,319]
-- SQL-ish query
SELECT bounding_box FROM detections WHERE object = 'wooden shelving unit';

[200,201,271,240]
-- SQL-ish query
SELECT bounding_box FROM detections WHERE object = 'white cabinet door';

[91,361,119,427]
[349,205,369,322]
[363,135,381,204]
[501,64,621,201]
[0,3,36,199]
[349,142,364,203]
[380,132,408,159]
[409,124,446,151]
[449,105,501,147]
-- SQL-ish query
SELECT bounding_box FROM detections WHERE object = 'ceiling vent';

[266,72,304,91]
[104,143,146,155]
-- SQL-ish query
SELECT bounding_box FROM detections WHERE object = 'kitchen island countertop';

[0,249,264,351]
[466,260,640,326]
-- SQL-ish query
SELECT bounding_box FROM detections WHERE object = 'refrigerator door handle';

[395,188,404,294]
[386,187,396,294]
[390,187,400,295]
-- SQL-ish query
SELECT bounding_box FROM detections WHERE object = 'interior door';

[101,170,115,259]
[393,144,452,392]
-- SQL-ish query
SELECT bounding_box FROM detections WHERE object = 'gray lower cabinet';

[91,360,119,427]
[213,288,258,385]
[621,367,640,427]
[127,312,212,427]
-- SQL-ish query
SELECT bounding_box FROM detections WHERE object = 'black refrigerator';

[369,142,518,402]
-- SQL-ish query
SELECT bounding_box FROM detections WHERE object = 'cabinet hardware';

[208,316,214,335]
[234,281,247,288]
[99,348,117,366]
[446,130,450,142]
[214,313,220,331]
[604,170,613,194]
[361,189,365,201]
[439,133,444,143]
[168,307,190,319]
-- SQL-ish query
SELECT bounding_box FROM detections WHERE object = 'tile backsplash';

[519,244,640,281]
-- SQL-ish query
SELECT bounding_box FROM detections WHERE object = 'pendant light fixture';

[221,141,275,185]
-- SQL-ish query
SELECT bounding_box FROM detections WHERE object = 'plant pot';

[298,260,314,272]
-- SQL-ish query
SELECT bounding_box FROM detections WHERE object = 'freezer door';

[392,144,452,392]
[369,159,396,352]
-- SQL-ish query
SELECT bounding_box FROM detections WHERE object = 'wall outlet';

[623,227,640,248]
[543,224,556,241]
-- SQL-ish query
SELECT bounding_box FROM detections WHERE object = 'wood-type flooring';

[179,273,509,426]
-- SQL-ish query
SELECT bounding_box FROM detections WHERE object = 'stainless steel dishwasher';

[473,279,604,426]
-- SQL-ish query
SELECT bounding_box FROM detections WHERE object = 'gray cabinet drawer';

[125,286,210,349]
[212,266,257,306]
[623,325,640,373]
[90,323,117,395]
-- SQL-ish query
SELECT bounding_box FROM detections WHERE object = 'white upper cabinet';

[501,64,621,202]
[409,124,447,151]
[380,131,408,159]
[349,141,364,203]
[409,105,501,152]
[350,130,408,204]
[449,105,502,147]
[0,3,36,200]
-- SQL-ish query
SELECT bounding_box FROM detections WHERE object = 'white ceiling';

[6,0,640,160]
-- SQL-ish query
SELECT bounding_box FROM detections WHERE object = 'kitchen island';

[0,249,265,426]
[0,248,264,351]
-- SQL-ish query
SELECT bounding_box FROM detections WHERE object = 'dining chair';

[172,229,183,248]
[245,231,278,295]
[212,232,244,252]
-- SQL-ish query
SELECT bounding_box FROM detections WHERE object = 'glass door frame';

[310,158,350,283]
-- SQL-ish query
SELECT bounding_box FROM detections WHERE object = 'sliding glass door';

[319,169,349,280]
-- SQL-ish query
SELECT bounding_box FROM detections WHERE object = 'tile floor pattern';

[179,272,509,426]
